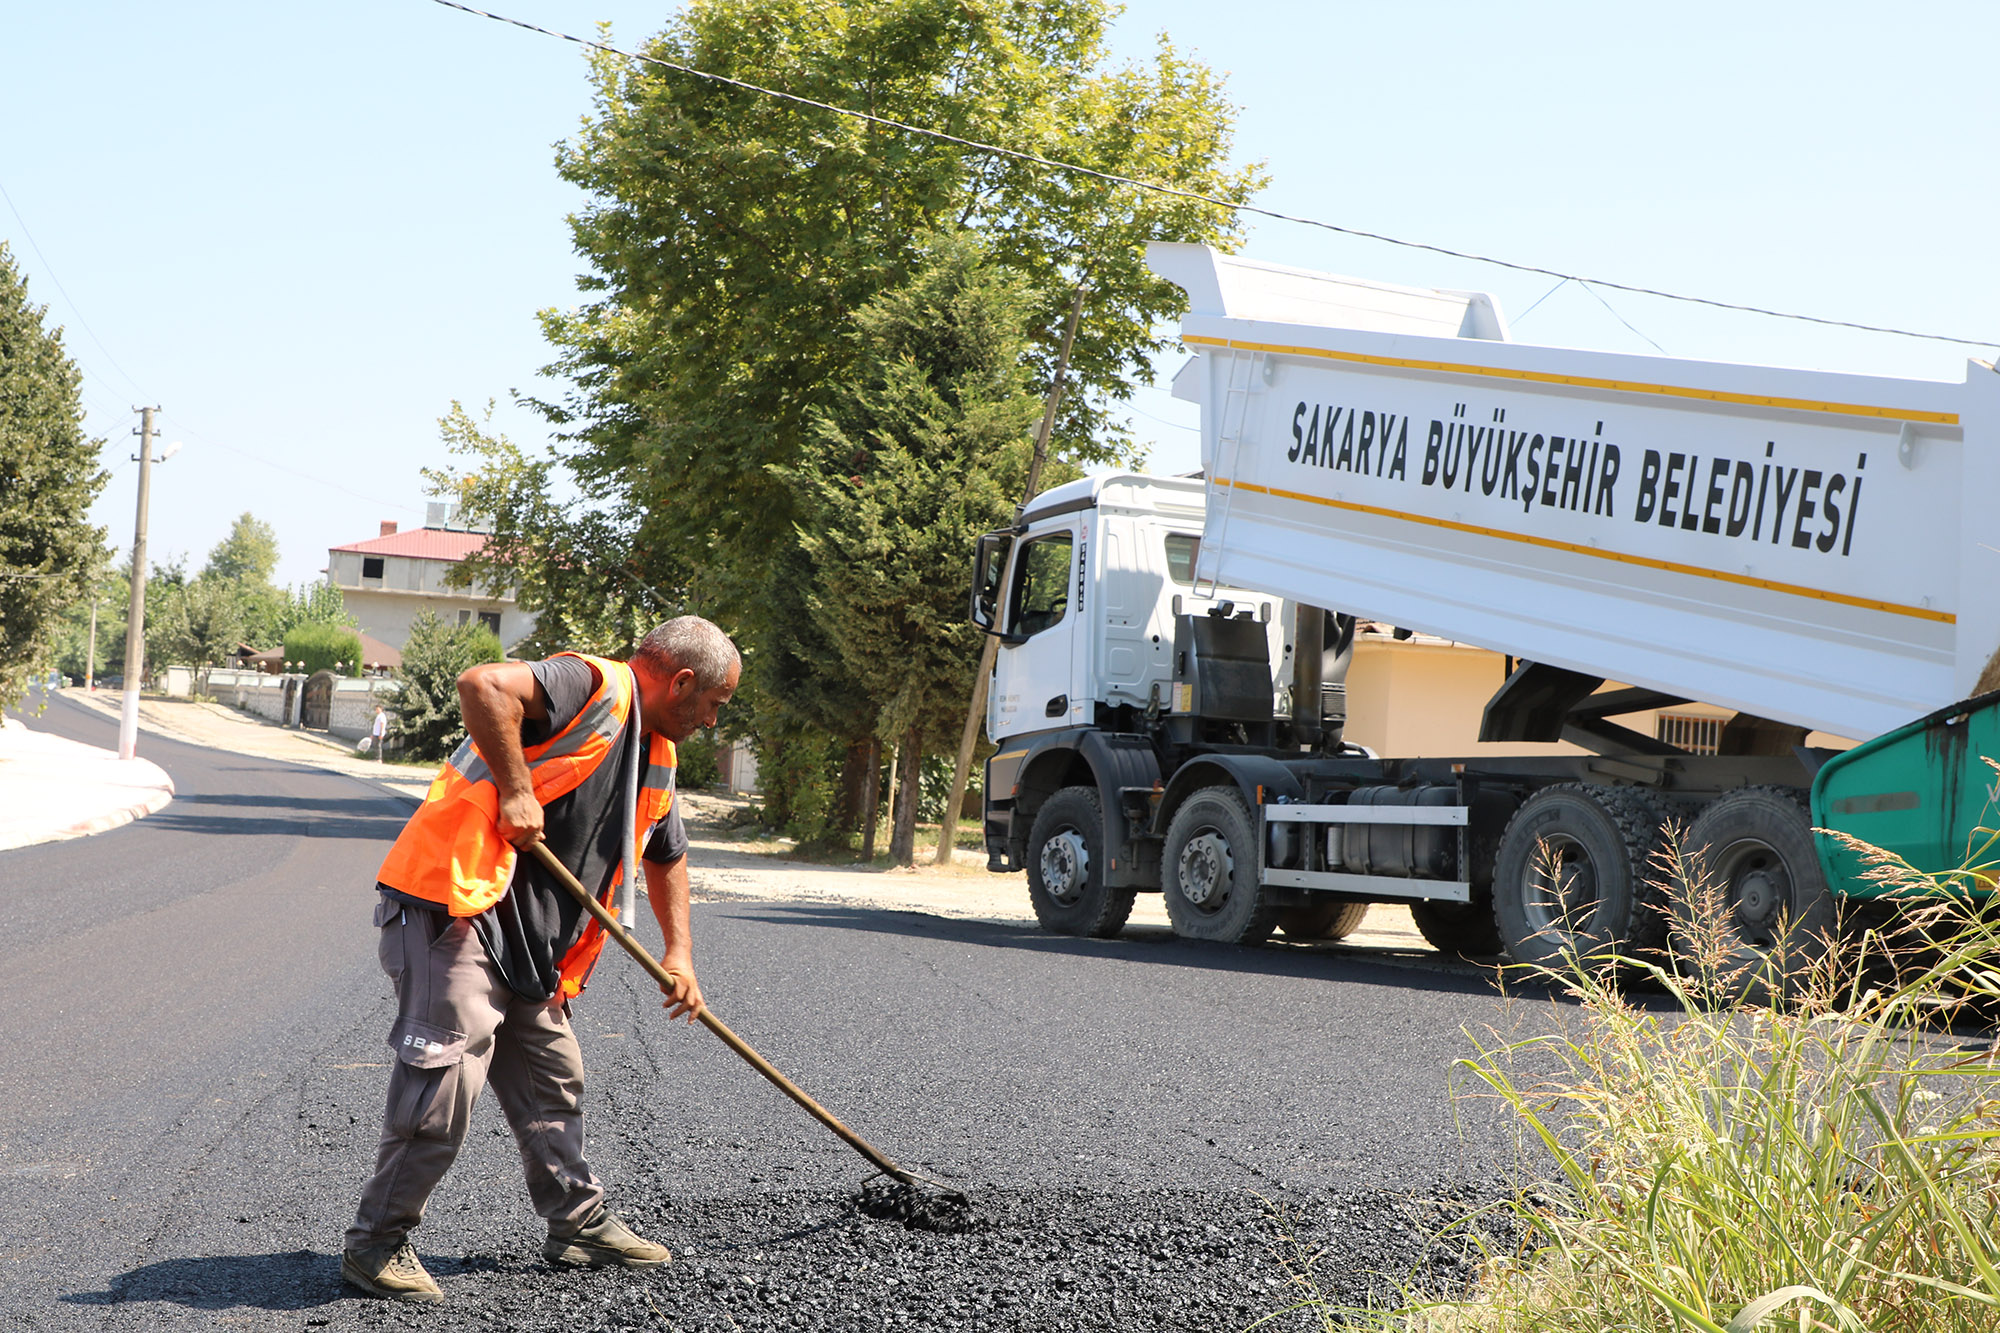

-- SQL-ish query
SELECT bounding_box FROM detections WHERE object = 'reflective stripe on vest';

[376,653,641,918]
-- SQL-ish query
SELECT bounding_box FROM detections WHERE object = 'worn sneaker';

[341,1238,444,1302]
[543,1207,672,1269]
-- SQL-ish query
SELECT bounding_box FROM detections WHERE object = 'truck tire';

[1673,786,1835,1003]
[1491,784,1674,971]
[1162,787,1278,946]
[1025,786,1136,938]
[1278,900,1370,941]
[1410,895,1503,958]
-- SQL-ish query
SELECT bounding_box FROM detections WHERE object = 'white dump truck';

[972,243,2000,974]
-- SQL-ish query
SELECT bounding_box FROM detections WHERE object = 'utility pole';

[934,280,1088,865]
[118,406,160,761]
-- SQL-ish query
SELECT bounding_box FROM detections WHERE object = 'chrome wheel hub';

[1178,832,1233,909]
[1039,830,1090,904]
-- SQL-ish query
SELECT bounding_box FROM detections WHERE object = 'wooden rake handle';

[524,839,916,1186]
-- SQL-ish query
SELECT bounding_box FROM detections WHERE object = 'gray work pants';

[347,898,604,1249]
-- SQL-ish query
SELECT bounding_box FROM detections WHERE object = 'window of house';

[1163,533,1201,586]
[478,611,502,637]
[1657,712,1723,755]
[361,556,384,580]
[456,609,472,628]
[1008,533,1073,638]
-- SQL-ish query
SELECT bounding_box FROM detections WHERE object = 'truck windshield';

[1010,533,1074,637]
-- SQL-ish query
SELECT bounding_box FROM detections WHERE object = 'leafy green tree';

[389,610,504,762]
[424,401,674,663]
[792,232,1046,863]
[539,0,1259,558]
[476,0,1258,828]
[275,578,356,637]
[0,242,110,709]
[201,512,286,646]
[203,512,278,585]
[283,622,363,677]
[50,546,125,683]
[149,575,248,690]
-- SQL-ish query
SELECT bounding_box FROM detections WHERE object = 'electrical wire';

[0,178,154,399]
[0,181,430,520]
[430,0,1996,354]
[159,411,426,516]
[1510,277,1571,326]
[1125,402,1199,433]
[1577,282,1669,356]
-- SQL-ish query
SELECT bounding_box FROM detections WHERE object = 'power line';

[158,411,426,516]
[0,179,153,398]
[0,183,428,518]
[1511,277,1571,326]
[1124,402,1199,433]
[1576,282,1668,357]
[430,0,1997,354]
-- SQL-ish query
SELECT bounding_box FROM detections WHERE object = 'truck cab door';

[989,522,1082,743]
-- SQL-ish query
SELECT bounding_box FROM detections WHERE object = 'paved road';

[0,695,1542,1331]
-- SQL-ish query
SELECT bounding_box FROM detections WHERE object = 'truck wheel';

[1410,896,1503,958]
[1278,900,1370,941]
[1674,787,1835,1003]
[1162,787,1278,945]
[1025,787,1136,938]
[1491,784,1673,971]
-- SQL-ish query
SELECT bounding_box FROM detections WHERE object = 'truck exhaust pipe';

[1292,605,1326,749]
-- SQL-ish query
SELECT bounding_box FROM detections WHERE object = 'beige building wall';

[327,549,536,653]
[1341,632,1851,756]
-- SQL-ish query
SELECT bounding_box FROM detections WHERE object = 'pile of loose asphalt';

[105,1193,1503,1332]
[84,1173,1519,1332]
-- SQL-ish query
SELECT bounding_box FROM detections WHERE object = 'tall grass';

[1311,830,2000,1333]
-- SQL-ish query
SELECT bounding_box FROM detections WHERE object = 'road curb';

[0,757,175,853]
[52,778,176,843]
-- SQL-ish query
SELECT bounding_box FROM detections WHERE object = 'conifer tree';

[0,242,108,709]
[792,232,1049,863]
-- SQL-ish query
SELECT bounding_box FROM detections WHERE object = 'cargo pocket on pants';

[388,1016,468,1068]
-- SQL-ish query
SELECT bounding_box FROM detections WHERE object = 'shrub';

[284,622,362,677]
[916,752,981,823]
[1319,828,2000,1333]
[388,611,503,762]
[676,730,720,789]
[755,728,846,846]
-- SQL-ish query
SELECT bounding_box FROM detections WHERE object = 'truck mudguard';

[1157,753,1308,832]
[1006,728,1163,888]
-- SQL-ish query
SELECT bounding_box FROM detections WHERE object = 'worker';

[341,616,740,1303]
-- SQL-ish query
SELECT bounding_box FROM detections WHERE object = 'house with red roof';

[326,506,535,654]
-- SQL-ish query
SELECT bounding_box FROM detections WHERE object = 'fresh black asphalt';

[0,693,1548,1330]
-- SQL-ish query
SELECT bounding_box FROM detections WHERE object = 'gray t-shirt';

[527,656,686,864]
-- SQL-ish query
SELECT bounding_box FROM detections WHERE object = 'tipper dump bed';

[1149,242,2000,743]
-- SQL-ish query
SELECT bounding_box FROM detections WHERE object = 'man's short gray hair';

[633,616,740,691]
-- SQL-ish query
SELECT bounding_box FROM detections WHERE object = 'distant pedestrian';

[369,705,388,762]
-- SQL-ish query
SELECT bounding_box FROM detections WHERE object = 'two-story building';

[327,506,536,653]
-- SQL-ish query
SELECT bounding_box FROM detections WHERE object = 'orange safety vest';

[376,652,677,998]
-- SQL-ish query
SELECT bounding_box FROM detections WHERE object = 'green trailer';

[1813,690,2000,899]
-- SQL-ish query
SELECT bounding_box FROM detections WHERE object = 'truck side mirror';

[970,530,1015,634]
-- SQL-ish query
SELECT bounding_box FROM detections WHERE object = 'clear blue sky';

[5,1,1994,591]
